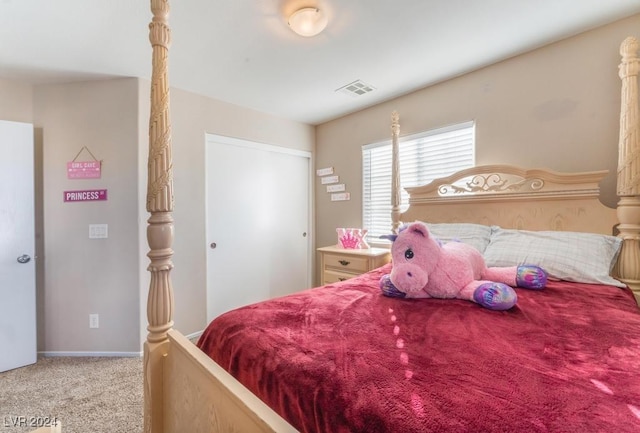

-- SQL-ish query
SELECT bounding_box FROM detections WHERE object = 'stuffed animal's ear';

[407,221,429,238]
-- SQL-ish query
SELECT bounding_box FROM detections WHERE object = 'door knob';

[210,242,217,249]
[17,254,31,264]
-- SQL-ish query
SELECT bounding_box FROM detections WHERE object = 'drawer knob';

[338,277,347,281]
[338,260,350,266]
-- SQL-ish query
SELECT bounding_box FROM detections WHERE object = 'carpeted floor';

[0,356,143,433]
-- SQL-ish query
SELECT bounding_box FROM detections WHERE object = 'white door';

[206,134,311,321]
[0,120,36,372]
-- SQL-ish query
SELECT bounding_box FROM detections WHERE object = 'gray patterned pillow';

[483,226,624,287]
[425,222,492,253]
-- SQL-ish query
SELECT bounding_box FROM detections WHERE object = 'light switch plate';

[89,314,99,328]
[89,224,108,239]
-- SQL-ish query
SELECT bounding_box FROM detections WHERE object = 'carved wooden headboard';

[401,165,618,234]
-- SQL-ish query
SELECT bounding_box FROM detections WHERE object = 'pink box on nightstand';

[336,228,369,249]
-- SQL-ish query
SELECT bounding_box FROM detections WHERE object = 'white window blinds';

[362,121,475,241]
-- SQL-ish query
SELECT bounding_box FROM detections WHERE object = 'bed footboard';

[162,330,298,433]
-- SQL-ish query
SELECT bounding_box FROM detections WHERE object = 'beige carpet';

[0,356,143,433]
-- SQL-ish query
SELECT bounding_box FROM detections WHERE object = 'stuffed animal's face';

[389,222,442,295]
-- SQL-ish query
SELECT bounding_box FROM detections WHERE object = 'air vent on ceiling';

[336,80,376,97]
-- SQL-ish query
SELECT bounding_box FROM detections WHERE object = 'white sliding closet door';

[205,134,311,322]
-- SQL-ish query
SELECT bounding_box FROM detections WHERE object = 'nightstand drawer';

[317,245,391,286]
[323,269,359,284]
[323,254,369,273]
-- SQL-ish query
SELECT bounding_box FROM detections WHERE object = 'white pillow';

[483,226,624,287]
[425,222,492,253]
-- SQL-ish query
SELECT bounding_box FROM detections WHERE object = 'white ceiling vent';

[336,80,376,97]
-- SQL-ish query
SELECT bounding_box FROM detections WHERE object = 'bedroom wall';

[314,13,640,276]
[0,78,33,123]
[33,78,141,354]
[136,83,315,339]
[1,75,314,354]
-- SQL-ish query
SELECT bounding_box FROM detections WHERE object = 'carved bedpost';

[615,36,640,305]
[391,111,401,234]
[144,1,175,432]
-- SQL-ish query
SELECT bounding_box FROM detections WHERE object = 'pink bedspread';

[198,263,640,433]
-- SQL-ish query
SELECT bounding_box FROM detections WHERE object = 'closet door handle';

[17,254,31,264]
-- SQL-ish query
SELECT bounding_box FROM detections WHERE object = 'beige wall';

[138,83,315,338]
[0,78,33,123]
[1,76,314,353]
[33,79,141,353]
[314,14,640,263]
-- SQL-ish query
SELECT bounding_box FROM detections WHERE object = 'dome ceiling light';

[288,7,328,37]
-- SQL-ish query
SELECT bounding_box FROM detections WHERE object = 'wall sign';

[67,146,102,179]
[316,167,334,176]
[321,175,339,184]
[331,192,350,201]
[318,165,351,202]
[67,161,101,179]
[327,183,345,192]
[63,189,108,202]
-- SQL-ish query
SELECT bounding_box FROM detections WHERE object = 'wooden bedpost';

[615,36,640,305]
[391,111,401,234]
[144,1,175,432]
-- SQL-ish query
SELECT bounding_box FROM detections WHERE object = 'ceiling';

[2,1,640,125]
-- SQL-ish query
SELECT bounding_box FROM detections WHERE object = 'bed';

[142,2,640,432]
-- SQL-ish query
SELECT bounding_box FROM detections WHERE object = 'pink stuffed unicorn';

[380,221,547,310]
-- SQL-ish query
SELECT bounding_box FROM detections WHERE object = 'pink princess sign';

[63,189,107,202]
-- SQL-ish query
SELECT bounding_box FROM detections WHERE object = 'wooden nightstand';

[318,245,391,285]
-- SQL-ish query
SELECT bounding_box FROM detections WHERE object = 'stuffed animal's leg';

[516,265,547,289]
[460,281,517,311]
[482,265,547,290]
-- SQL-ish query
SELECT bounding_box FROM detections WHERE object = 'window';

[362,121,475,242]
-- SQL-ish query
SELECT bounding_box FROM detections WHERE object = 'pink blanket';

[198,263,640,433]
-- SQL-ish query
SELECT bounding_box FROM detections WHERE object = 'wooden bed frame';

[142,2,640,432]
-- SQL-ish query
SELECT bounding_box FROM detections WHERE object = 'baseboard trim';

[39,351,143,358]
[185,330,204,342]
[38,330,204,357]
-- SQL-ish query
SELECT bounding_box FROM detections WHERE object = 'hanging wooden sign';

[67,161,101,179]
[67,146,102,179]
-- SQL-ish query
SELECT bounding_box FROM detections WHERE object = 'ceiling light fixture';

[288,7,328,37]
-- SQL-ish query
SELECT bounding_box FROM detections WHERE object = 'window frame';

[362,121,475,246]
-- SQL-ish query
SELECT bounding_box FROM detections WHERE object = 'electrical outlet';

[89,314,99,329]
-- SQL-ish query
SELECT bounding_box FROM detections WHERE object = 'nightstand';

[318,245,391,285]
